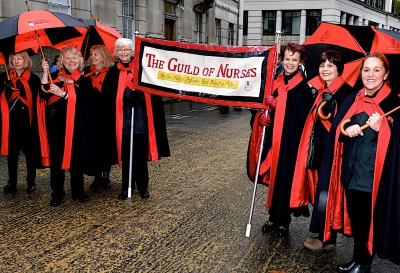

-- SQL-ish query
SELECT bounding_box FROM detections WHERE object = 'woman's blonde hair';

[8,51,32,70]
[87,45,114,68]
[58,46,85,72]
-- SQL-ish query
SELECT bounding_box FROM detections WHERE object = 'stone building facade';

[242,0,400,46]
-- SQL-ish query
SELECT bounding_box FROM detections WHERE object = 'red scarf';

[115,61,159,166]
[85,67,108,92]
[0,69,33,155]
[265,70,304,209]
[324,83,391,254]
[38,69,81,169]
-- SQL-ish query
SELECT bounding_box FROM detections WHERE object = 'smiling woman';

[38,46,98,207]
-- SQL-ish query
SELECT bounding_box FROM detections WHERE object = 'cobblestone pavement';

[0,101,399,273]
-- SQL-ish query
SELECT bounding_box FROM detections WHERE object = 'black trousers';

[7,116,36,185]
[345,189,373,266]
[50,167,85,198]
[121,133,149,192]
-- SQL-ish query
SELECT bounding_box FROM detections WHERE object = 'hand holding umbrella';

[340,107,400,136]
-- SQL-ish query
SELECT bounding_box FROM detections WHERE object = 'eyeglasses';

[117,48,132,52]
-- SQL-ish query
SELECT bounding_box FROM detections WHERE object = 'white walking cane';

[245,31,281,237]
[128,107,135,198]
[128,31,140,198]
[245,112,267,237]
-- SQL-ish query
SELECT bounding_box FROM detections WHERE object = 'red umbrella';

[53,18,122,59]
[0,10,88,55]
[304,23,400,118]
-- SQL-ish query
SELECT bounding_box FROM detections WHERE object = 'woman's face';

[282,49,301,76]
[11,54,25,72]
[319,60,339,86]
[361,57,388,94]
[63,51,80,72]
[116,46,132,63]
[90,50,104,68]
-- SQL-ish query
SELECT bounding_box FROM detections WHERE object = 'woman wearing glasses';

[101,38,170,200]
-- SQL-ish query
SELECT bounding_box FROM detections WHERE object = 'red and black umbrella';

[302,22,367,80]
[304,23,400,91]
[81,18,122,58]
[0,10,88,55]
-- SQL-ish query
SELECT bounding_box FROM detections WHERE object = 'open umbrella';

[302,22,368,80]
[0,10,88,55]
[53,18,122,59]
[81,18,122,58]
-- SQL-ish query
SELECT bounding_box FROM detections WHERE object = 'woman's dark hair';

[280,43,307,62]
[318,50,344,76]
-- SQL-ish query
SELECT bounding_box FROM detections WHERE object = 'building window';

[48,0,71,14]
[122,0,134,39]
[306,10,321,35]
[215,19,221,45]
[243,11,248,36]
[282,11,300,35]
[194,12,200,43]
[228,23,234,45]
[262,11,276,35]
[365,0,385,11]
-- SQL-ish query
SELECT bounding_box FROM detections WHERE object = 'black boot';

[336,259,356,272]
[26,182,36,193]
[4,181,17,193]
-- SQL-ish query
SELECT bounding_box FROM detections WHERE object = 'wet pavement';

[0,101,399,273]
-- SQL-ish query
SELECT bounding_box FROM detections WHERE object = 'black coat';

[40,69,98,174]
[101,62,170,167]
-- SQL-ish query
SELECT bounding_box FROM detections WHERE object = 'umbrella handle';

[340,105,400,136]
[3,64,19,91]
[340,119,370,136]
[317,101,331,120]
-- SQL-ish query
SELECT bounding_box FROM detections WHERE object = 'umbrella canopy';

[304,23,400,92]
[302,22,367,80]
[0,10,88,55]
[53,18,122,59]
[81,18,122,58]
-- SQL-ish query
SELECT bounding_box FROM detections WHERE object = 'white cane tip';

[128,188,132,198]
[245,224,251,237]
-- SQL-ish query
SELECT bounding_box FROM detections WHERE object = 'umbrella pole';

[245,117,267,238]
[128,107,135,198]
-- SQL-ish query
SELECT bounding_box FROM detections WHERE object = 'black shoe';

[26,182,36,193]
[50,196,63,207]
[101,177,111,189]
[72,193,89,203]
[277,225,289,237]
[4,181,17,194]
[336,259,356,273]
[261,221,277,233]
[118,190,128,200]
[140,190,150,199]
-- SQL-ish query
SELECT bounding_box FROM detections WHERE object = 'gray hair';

[114,38,135,59]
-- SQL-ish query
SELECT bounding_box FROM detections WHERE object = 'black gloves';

[5,80,14,89]
[322,92,334,103]
[16,80,23,90]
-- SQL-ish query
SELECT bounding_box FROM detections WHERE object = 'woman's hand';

[366,111,382,132]
[41,59,50,84]
[48,84,64,97]
[346,124,363,138]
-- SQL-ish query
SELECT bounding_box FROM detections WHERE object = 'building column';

[299,10,306,43]
[276,10,282,33]
[386,0,393,13]
[341,12,346,25]
[363,18,369,26]
[247,10,263,46]
[348,15,354,25]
